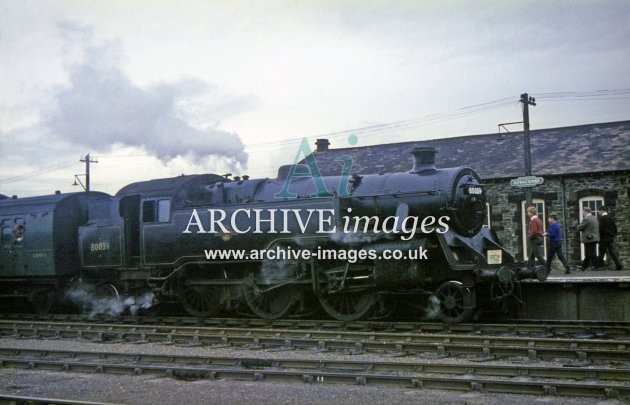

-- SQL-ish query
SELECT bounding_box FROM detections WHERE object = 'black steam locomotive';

[0,147,542,323]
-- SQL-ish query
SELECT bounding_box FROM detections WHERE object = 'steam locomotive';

[0,147,543,323]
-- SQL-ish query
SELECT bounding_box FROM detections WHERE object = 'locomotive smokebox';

[369,240,432,289]
[411,146,437,173]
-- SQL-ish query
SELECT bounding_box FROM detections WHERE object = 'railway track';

[3,313,630,339]
[1,319,629,363]
[1,317,629,401]
[0,340,628,400]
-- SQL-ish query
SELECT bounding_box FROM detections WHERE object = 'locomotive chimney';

[315,138,330,152]
[411,146,437,173]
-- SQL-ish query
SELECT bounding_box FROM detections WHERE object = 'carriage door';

[0,218,26,276]
[119,195,141,266]
[579,197,604,259]
[521,199,546,262]
[141,199,172,264]
[0,218,13,276]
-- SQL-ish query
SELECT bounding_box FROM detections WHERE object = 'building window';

[521,199,546,262]
[579,197,604,217]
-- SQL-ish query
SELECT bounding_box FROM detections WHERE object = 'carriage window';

[13,225,25,242]
[157,199,171,223]
[12,218,25,242]
[142,200,156,223]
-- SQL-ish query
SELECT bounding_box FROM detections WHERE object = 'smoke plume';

[46,22,250,169]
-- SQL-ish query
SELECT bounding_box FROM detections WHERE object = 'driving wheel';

[30,289,56,314]
[80,283,121,317]
[318,289,377,321]
[433,280,474,323]
[179,283,224,318]
[245,283,299,320]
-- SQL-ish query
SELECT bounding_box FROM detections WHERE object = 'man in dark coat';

[597,206,623,270]
[576,206,599,271]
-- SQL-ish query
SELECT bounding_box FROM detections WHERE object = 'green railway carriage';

[0,191,110,312]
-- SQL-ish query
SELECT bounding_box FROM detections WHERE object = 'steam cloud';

[66,284,154,318]
[424,295,441,319]
[46,22,250,169]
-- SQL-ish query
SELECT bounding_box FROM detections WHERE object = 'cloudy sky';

[1,0,629,197]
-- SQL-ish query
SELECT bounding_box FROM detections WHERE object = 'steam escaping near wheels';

[424,294,441,320]
[65,283,154,318]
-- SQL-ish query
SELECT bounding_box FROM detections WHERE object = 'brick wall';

[485,172,629,268]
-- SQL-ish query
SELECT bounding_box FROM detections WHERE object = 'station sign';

[510,176,544,188]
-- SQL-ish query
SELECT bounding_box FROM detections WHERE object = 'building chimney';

[315,138,330,152]
[411,146,437,173]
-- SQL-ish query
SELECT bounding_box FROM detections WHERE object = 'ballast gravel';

[0,337,619,405]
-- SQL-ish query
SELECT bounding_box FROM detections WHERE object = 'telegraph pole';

[520,93,536,207]
[80,154,98,191]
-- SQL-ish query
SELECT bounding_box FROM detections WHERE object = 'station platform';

[517,268,630,321]
[546,268,630,282]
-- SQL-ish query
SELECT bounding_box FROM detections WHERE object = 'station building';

[309,120,630,268]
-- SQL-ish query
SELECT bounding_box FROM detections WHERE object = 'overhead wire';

[257,98,517,151]
[0,159,77,186]
[245,89,630,152]
[244,96,517,152]
[2,89,628,189]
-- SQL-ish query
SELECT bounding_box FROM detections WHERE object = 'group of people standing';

[526,205,623,275]
[575,206,623,271]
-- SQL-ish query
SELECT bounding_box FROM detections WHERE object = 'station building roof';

[308,120,630,180]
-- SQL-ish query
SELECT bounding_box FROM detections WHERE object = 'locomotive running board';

[436,228,511,271]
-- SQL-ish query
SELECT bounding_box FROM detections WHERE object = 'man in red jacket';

[527,206,545,268]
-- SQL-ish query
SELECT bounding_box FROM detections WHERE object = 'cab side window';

[142,201,156,223]
[142,199,171,223]
[157,199,171,223]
